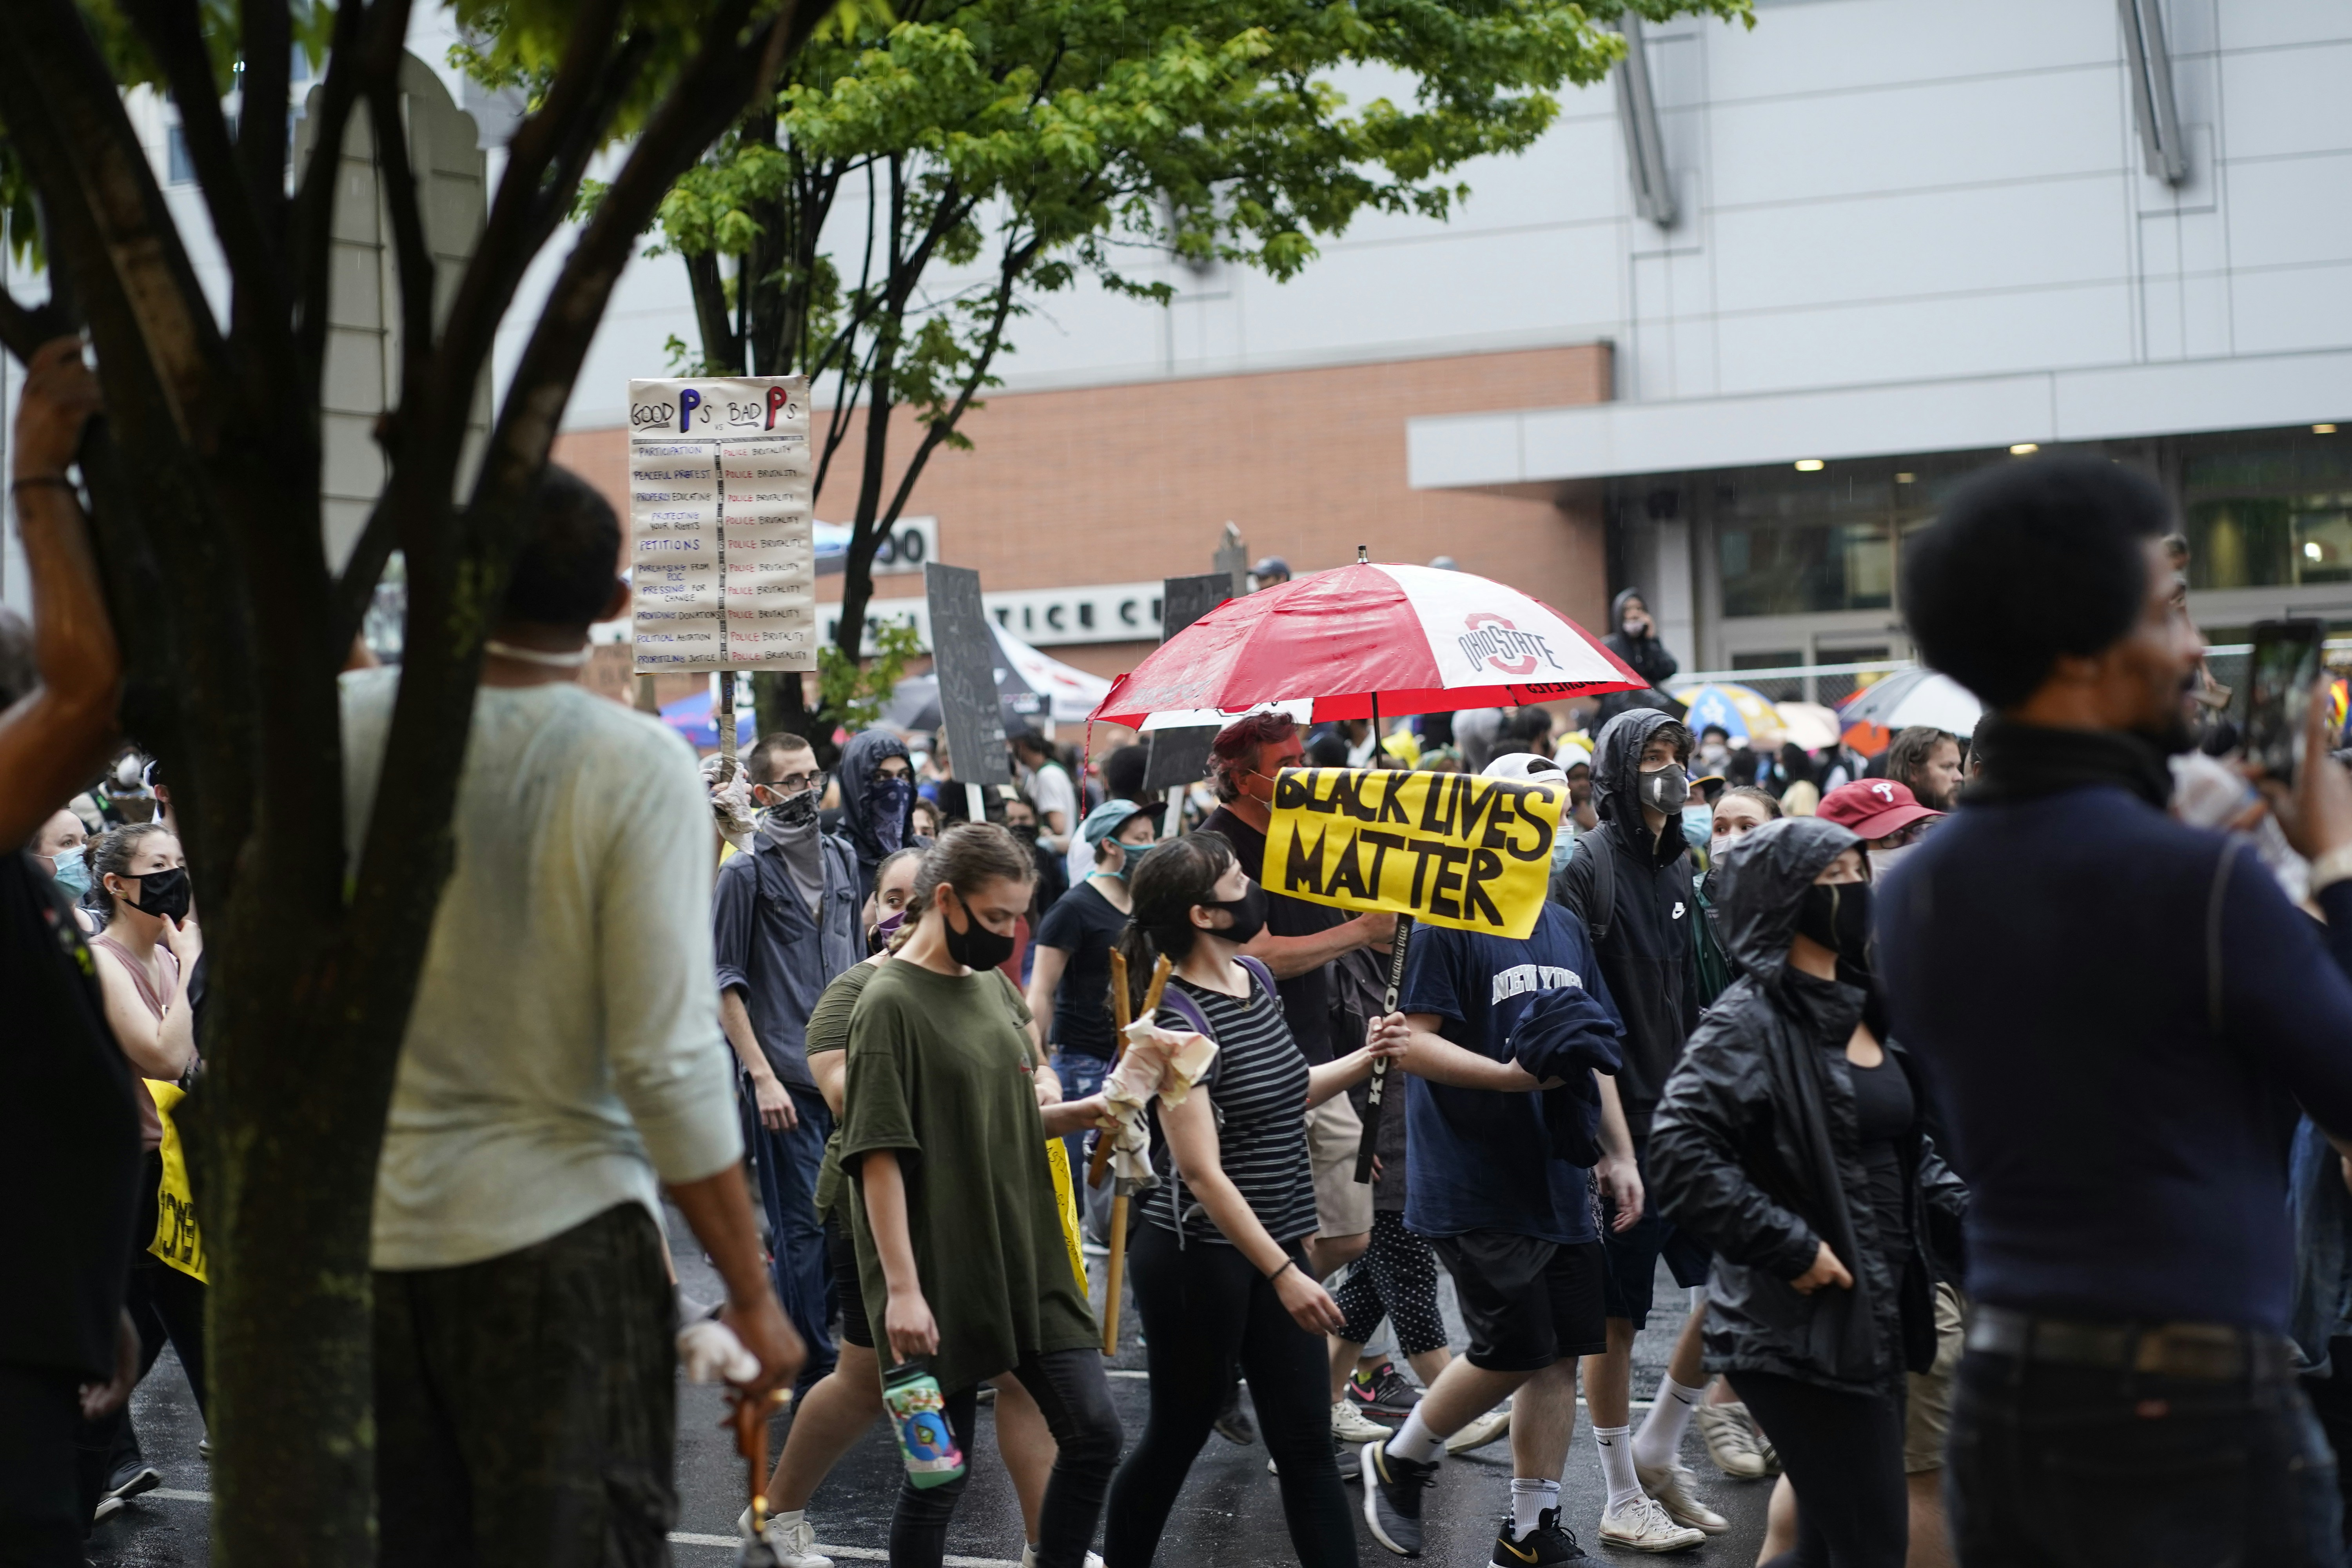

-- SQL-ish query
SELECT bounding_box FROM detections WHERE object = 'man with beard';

[1881,456,2352,1568]
[1881,726,1965,811]
[715,731,864,1392]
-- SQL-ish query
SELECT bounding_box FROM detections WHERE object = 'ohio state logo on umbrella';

[1458,612,1564,678]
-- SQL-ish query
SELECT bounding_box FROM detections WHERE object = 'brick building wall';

[557,341,1613,682]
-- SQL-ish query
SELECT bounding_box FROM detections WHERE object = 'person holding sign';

[1099,832,1406,1568]
[1357,755,1691,1564]
[1199,714,1395,1282]
[840,824,1123,1568]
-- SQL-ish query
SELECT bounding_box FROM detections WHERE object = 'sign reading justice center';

[1266,767,1568,941]
[627,375,817,673]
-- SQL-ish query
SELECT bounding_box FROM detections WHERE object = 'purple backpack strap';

[1234,954,1277,1001]
[1159,985,1213,1039]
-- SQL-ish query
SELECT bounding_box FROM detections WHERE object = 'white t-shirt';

[341,669,742,1270]
[1024,759,1080,851]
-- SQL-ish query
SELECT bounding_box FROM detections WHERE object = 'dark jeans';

[1731,1370,1908,1568]
[374,1203,678,1568]
[96,1257,209,1479]
[1946,1347,2343,1568]
[1051,1052,1114,1245]
[0,1363,107,1568]
[1105,1223,1355,1568]
[741,1080,835,1395]
[893,1346,1120,1568]
[2304,1337,2352,1551]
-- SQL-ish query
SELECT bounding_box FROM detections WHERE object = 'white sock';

[1593,1425,1643,1511]
[1387,1405,1445,1465]
[1632,1373,1705,1470]
[1510,1478,1563,1540]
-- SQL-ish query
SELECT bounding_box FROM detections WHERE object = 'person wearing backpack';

[1101,833,1404,1568]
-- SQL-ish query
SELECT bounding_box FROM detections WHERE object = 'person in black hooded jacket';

[1649,815,1967,1568]
[1549,708,1725,1543]
[1594,590,1680,730]
[833,729,917,899]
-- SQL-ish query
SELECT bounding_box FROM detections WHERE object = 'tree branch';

[236,0,292,252]
[120,0,278,330]
[291,0,372,388]
[363,58,435,395]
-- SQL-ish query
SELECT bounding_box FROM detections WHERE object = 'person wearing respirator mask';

[711,731,867,1398]
[1813,779,1945,884]
[1545,708,1731,1552]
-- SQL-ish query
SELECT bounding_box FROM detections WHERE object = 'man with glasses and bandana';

[713,730,864,1392]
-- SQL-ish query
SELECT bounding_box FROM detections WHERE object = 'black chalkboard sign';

[926,563,1012,788]
[1141,572,1237,793]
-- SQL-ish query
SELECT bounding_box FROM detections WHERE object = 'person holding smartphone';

[1883,456,2352,1568]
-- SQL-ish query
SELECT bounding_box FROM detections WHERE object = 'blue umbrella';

[660,688,757,750]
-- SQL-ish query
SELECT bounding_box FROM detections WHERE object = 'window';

[2181,429,2352,591]
[1718,521,1893,616]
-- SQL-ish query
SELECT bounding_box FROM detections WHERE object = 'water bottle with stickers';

[882,1361,965,1488]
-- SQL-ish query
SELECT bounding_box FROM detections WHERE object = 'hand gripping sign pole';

[1095,950,1171,1355]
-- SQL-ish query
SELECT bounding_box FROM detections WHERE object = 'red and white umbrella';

[1090,560,1645,728]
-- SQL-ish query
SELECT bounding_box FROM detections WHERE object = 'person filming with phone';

[1880,456,2352,1568]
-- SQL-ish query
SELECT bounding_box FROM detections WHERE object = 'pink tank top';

[93,933,178,1153]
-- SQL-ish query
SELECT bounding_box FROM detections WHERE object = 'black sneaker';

[1348,1361,1422,1416]
[103,1460,161,1504]
[1268,1435,1365,1482]
[1493,1508,1590,1566]
[1359,1436,1437,1557]
[1213,1381,1256,1446]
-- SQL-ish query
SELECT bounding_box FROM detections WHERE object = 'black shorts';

[1600,1138,1712,1329]
[828,1217,873,1350]
[1427,1232,1608,1373]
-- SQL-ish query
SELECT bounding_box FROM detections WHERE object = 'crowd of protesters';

[18,326,2352,1568]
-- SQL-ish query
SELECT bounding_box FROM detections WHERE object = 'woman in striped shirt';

[1102,833,1402,1568]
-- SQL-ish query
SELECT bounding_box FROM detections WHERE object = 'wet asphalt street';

[89,1201,1773,1567]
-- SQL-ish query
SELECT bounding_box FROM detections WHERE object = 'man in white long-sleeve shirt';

[342,468,800,1566]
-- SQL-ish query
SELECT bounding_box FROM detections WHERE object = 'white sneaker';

[1597,1494,1707,1554]
[1635,1459,1729,1535]
[737,1506,833,1568]
[1692,1401,1768,1480]
[1333,1398,1391,1443]
[1444,1403,1512,1456]
[1019,1549,1107,1568]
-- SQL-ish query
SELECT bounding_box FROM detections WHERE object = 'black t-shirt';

[1033,880,1127,1060]
[1846,1053,1916,1262]
[1200,806,1347,1065]
[0,851,142,1377]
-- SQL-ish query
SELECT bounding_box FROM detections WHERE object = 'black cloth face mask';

[127,864,192,923]
[938,887,1018,973]
[1200,882,1269,946]
[761,786,819,830]
[1796,878,1872,971]
[1007,822,1041,848]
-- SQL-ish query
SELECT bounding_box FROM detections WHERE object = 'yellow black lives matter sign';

[1266,768,1567,941]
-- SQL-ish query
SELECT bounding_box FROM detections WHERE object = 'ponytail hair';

[1113,830,1238,1018]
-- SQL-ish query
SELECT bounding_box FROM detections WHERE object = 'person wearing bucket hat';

[1815,781,1944,882]
[1027,798,1163,1248]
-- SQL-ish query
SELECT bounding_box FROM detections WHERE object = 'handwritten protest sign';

[628,375,817,673]
[1265,767,1568,941]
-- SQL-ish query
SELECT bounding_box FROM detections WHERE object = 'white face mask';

[1869,844,1916,880]
[1710,833,1736,863]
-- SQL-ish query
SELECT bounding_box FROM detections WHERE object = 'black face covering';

[938,887,1018,973]
[1201,882,1269,946]
[1007,822,1041,849]
[127,864,192,923]
[1796,879,1872,971]
[761,786,820,830]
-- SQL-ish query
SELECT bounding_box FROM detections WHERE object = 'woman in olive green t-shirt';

[841,824,1123,1568]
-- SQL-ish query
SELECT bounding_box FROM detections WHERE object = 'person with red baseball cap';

[1815,780,1944,881]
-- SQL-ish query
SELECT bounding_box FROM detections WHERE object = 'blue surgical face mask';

[51,849,91,898]
[1681,804,1713,852]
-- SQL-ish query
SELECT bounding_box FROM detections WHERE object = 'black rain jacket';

[1648,816,1968,1393]
[1550,706,1699,1137]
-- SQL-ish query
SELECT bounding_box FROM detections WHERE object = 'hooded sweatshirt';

[1596,588,1679,728]
[835,730,915,898]
[1550,707,1699,1137]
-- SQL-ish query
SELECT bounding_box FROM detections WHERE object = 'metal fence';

[1681,641,2352,718]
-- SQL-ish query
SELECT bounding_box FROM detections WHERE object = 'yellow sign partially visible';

[1265,767,1568,941]
[147,1079,207,1284]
